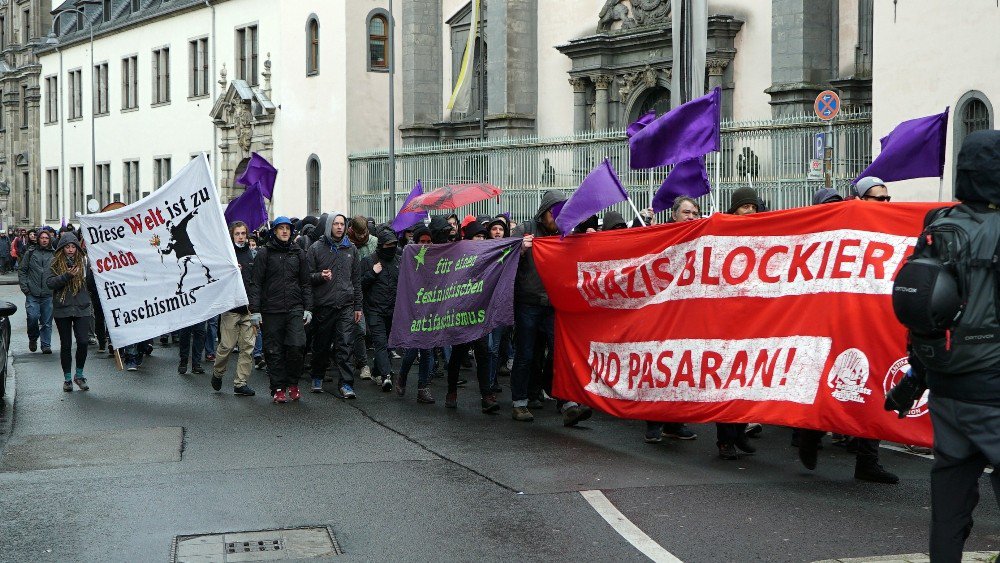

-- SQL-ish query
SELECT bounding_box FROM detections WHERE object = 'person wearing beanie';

[855,176,890,201]
[249,216,314,404]
[602,211,628,231]
[412,224,432,245]
[727,186,759,215]
[511,190,594,426]
[462,220,487,240]
[811,188,843,205]
[487,216,510,239]
[45,232,92,392]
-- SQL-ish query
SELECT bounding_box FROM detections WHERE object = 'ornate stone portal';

[558,7,742,133]
[209,58,277,203]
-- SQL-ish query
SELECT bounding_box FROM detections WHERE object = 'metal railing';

[348,110,872,223]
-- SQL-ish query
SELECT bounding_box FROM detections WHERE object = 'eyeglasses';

[863,195,892,202]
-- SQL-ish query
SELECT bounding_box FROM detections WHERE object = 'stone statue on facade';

[631,0,671,27]
[598,0,631,31]
[598,0,672,32]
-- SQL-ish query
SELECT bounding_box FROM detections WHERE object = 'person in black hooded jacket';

[886,130,1000,562]
[307,212,363,398]
[249,216,313,403]
[359,225,401,392]
[511,191,594,426]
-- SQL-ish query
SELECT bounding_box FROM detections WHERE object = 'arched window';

[307,156,321,216]
[954,91,994,171]
[306,15,319,76]
[367,9,390,72]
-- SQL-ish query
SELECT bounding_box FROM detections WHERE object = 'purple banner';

[389,237,521,350]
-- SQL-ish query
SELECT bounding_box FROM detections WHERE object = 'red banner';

[534,201,942,447]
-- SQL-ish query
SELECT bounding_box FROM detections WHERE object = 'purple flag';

[629,87,721,169]
[854,109,949,184]
[554,159,629,236]
[388,238,521,350]
[236,153,278,200]
[392,181,430,233]
[225,182,269,231]
[652,157,711,213]
[627,110,656,138]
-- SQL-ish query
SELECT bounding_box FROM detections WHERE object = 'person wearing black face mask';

[358,226,401,392]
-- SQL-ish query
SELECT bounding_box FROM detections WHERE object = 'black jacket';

[249,239,313,314]
[307,214,363,311]
[230,243,254,314]
[924,130,1000,404]
[358,229,400,316]
[512,191,566,306]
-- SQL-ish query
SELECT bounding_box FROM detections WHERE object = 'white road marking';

[580,489,683,563]
[880,444,993,473]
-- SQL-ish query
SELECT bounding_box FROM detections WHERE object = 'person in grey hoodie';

[511,191,593,426]
[45,232,92,392]
[306,212,363,397]
[18,229,54,354]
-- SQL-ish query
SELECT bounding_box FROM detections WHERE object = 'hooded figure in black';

[249,218,313,401]
[358,226,401,392]
[888,130,1000,561]
[306,212,363,397]
[510,191,593,426]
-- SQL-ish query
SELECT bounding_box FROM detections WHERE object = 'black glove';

[884,369,928,419]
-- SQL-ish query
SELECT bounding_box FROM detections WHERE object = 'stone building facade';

[0,0,50,227]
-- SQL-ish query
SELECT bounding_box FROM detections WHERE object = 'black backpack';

[893,204,1000,374]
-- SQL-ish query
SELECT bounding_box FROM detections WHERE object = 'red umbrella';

[399,183,502,213]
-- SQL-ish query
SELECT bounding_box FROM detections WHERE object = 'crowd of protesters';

[11,177,905,484]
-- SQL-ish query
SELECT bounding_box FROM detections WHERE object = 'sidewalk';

[0,271,16,286]
[815,552,998,563]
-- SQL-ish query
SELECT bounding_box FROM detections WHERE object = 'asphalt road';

[0,282,997,563]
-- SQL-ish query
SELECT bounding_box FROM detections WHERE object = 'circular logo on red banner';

[883,357,929,418]
[828,348,872,404]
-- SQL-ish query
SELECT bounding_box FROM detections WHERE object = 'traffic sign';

[814,133,826,160]
[814,90,841,121]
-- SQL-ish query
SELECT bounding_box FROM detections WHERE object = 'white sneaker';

[359,365,372,380]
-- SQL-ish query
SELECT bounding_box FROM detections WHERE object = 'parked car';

[0,300,15,400]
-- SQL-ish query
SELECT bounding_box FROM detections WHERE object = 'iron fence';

[348,110,872,224]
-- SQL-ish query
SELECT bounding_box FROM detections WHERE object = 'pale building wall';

[871,0,1000,202]
[38,4,219,225]
[838,0,859,77]
[708,0,772,122]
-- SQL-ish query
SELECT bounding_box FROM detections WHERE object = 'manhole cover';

[172,526,342,562]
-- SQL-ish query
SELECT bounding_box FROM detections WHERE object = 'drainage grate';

[173,526,342,562]
[226,539,283,554]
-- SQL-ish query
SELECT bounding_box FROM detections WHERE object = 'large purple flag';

[389,238,521,349]
[854,109,949,184]
[651,157,711,213]
[392,181,430,233]
[554,159,629,236]
[224,182,268,230]
[236,153,278,200]
[629,87,721,169]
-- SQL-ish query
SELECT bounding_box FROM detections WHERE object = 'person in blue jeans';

[18,229,54,354]
[178,320,207,374]
[204,314,218,361]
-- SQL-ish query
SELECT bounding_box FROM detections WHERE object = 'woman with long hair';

[46,232,93,392]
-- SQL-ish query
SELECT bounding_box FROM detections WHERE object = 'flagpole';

[713,150,721,214]
[388,0,397,220]
[938,176,944,202]
[626,197,647,227]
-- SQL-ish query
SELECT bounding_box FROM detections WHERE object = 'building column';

[594,75,612,131]
[765,0,835,117]
[706,58,731,118]
[485,0,537,137]
[570,77,589,133]
[400,0,442,146]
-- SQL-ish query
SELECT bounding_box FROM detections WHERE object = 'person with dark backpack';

[887,130,1000,562]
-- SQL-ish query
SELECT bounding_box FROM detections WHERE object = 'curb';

[0,350,16,455]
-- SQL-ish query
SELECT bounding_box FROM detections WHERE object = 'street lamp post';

[47,5,98,224]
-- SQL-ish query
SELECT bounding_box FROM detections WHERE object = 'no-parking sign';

[814,90,841,121]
